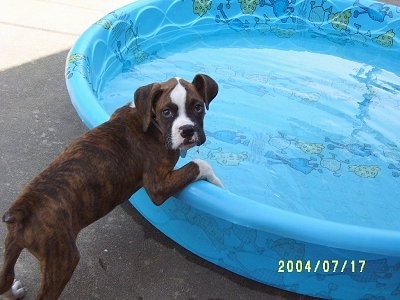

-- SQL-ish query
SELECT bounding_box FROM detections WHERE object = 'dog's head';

[133,74,218,151]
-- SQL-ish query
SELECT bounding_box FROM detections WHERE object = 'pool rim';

[65,0,400,257]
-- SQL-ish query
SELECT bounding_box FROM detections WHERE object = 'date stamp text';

[277,260,366,273]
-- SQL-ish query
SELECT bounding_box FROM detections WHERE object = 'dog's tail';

[2,208,28,224]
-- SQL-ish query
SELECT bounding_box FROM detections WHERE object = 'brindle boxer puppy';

[0,74,223,299]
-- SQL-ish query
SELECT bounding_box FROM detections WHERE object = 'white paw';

[11,280,25,299]
[193,159,224,188]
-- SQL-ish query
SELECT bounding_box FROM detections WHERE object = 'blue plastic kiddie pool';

[66,0,400,298]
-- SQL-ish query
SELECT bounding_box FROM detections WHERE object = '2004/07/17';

[278,260,366,273]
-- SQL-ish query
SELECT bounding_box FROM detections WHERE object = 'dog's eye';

[194,103,204,113]
[162,108,173,118]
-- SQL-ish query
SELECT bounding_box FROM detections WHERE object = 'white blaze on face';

[170,78,196,149]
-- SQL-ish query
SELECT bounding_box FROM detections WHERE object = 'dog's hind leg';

[0,232,25,298]
[35,234,80,300]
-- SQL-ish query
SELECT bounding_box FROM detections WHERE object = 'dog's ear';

[192,74,218,110]
[134,83,162,132]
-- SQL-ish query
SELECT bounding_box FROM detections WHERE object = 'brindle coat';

[0,74,221,299]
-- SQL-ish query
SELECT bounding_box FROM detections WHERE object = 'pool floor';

[100,34,400,230]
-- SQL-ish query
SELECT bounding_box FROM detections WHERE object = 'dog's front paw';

[193,159,224,188]
[11,280,25,299]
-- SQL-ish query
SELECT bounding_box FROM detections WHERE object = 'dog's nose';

[180,125,195,138]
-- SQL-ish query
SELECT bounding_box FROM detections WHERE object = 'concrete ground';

[0,1,315,299]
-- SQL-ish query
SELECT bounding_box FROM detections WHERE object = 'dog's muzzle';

[178,125,205,149]
[180,125,195,139]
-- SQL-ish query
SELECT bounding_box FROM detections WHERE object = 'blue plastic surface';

[66,1,400,298]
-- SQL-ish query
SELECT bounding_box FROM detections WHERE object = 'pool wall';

[129,182,400,299]
[66,1,400,299]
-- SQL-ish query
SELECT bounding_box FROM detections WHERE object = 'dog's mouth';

[179,139,199,150]
[178,138,203,158]
[178,141,196,158]
[168,127,206,155]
